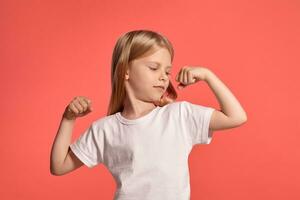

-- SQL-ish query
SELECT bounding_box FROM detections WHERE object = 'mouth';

[154,86,165,90]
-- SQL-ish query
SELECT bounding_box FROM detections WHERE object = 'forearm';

[50,116,76,173]
[205,69,247,121]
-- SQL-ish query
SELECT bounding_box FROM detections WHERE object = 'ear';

[125,63,133,80]
[125,69,129,80]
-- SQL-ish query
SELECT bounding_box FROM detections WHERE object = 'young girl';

[50,29,247,200]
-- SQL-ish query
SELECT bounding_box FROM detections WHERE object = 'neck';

[121,97,157,120]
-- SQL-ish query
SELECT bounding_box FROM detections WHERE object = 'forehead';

[139,48,172,67]
[129,47,173,70]
[145,61,172,69]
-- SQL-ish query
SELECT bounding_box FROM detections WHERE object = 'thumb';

[177,84,186,90]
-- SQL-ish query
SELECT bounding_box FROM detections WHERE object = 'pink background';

[1,0,299,199]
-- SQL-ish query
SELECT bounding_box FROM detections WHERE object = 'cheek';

[130,73,153,90]
[137,72,154,84]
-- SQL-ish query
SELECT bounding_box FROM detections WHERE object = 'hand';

[63,96,93,120]
[175,66,210,89]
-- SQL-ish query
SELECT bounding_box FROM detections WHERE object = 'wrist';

[62,112,76,122]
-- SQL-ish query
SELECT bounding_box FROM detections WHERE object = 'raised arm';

[204,69,247,131]
[50,116,84,176]
[175,66,247,131]
[50,96,93,176]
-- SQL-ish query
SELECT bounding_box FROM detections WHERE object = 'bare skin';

[122,47,172,120]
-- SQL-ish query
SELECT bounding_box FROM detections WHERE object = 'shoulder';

[90,114,117,131]
[160,100,182,110]
[164,100,214,116]
[159,100,189,115]
[162,100,194,110]
[165,100,189,107]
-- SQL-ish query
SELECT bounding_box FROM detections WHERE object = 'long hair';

[106,29,178,116]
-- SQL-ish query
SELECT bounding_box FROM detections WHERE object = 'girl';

[50,29,247,200]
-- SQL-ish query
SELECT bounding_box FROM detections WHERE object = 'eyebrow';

[147,61,172,69]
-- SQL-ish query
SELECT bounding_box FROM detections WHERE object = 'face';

[124,47,172,103]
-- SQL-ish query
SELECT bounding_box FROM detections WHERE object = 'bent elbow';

[238,115,248,125]
[50,169,58,176]
[50,165,65,176]
[237,111,248,124]
[242,113,248,123]
[50,167,61,176]
[231,115,247,127]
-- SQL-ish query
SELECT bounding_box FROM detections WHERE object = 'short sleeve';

[180,101,215,146]
[69,122,103,168]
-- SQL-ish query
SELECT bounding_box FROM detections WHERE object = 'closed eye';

[149,67,157,71]
[149,67,171,76]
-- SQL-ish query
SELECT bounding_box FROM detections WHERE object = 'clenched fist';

[175,66,210,89]
[63,96,93,120]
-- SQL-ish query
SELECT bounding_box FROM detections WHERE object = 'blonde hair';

[106,29,178,116]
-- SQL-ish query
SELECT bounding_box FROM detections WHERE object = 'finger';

[187,70,195,83]
[70,103,79,114]
[183,69,188,85]
[83,98,92,108]
[178,83,185,90]
[179,69,183,84]
[85,98,91,105]
[73,101,84,113]
[80,96,89,103]
[175,69,181,82]
[78,98,88,111]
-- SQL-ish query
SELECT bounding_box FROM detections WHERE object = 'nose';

[159,70,168,81]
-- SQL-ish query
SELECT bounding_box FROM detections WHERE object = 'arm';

[204,69,247,131]
[50,116,84,176]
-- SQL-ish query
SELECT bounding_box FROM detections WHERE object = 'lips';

[154,86,165,90]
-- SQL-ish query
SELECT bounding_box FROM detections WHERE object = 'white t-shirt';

[70,100,215,200]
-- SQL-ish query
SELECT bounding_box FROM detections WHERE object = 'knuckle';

[76,96,81,101]
[81,101,87,109]
[70,106,75,112]
[69,103,74,109]
[81,102,87,108]
[70,107,75,112]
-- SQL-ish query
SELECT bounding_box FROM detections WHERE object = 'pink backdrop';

[1,0,299,199]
